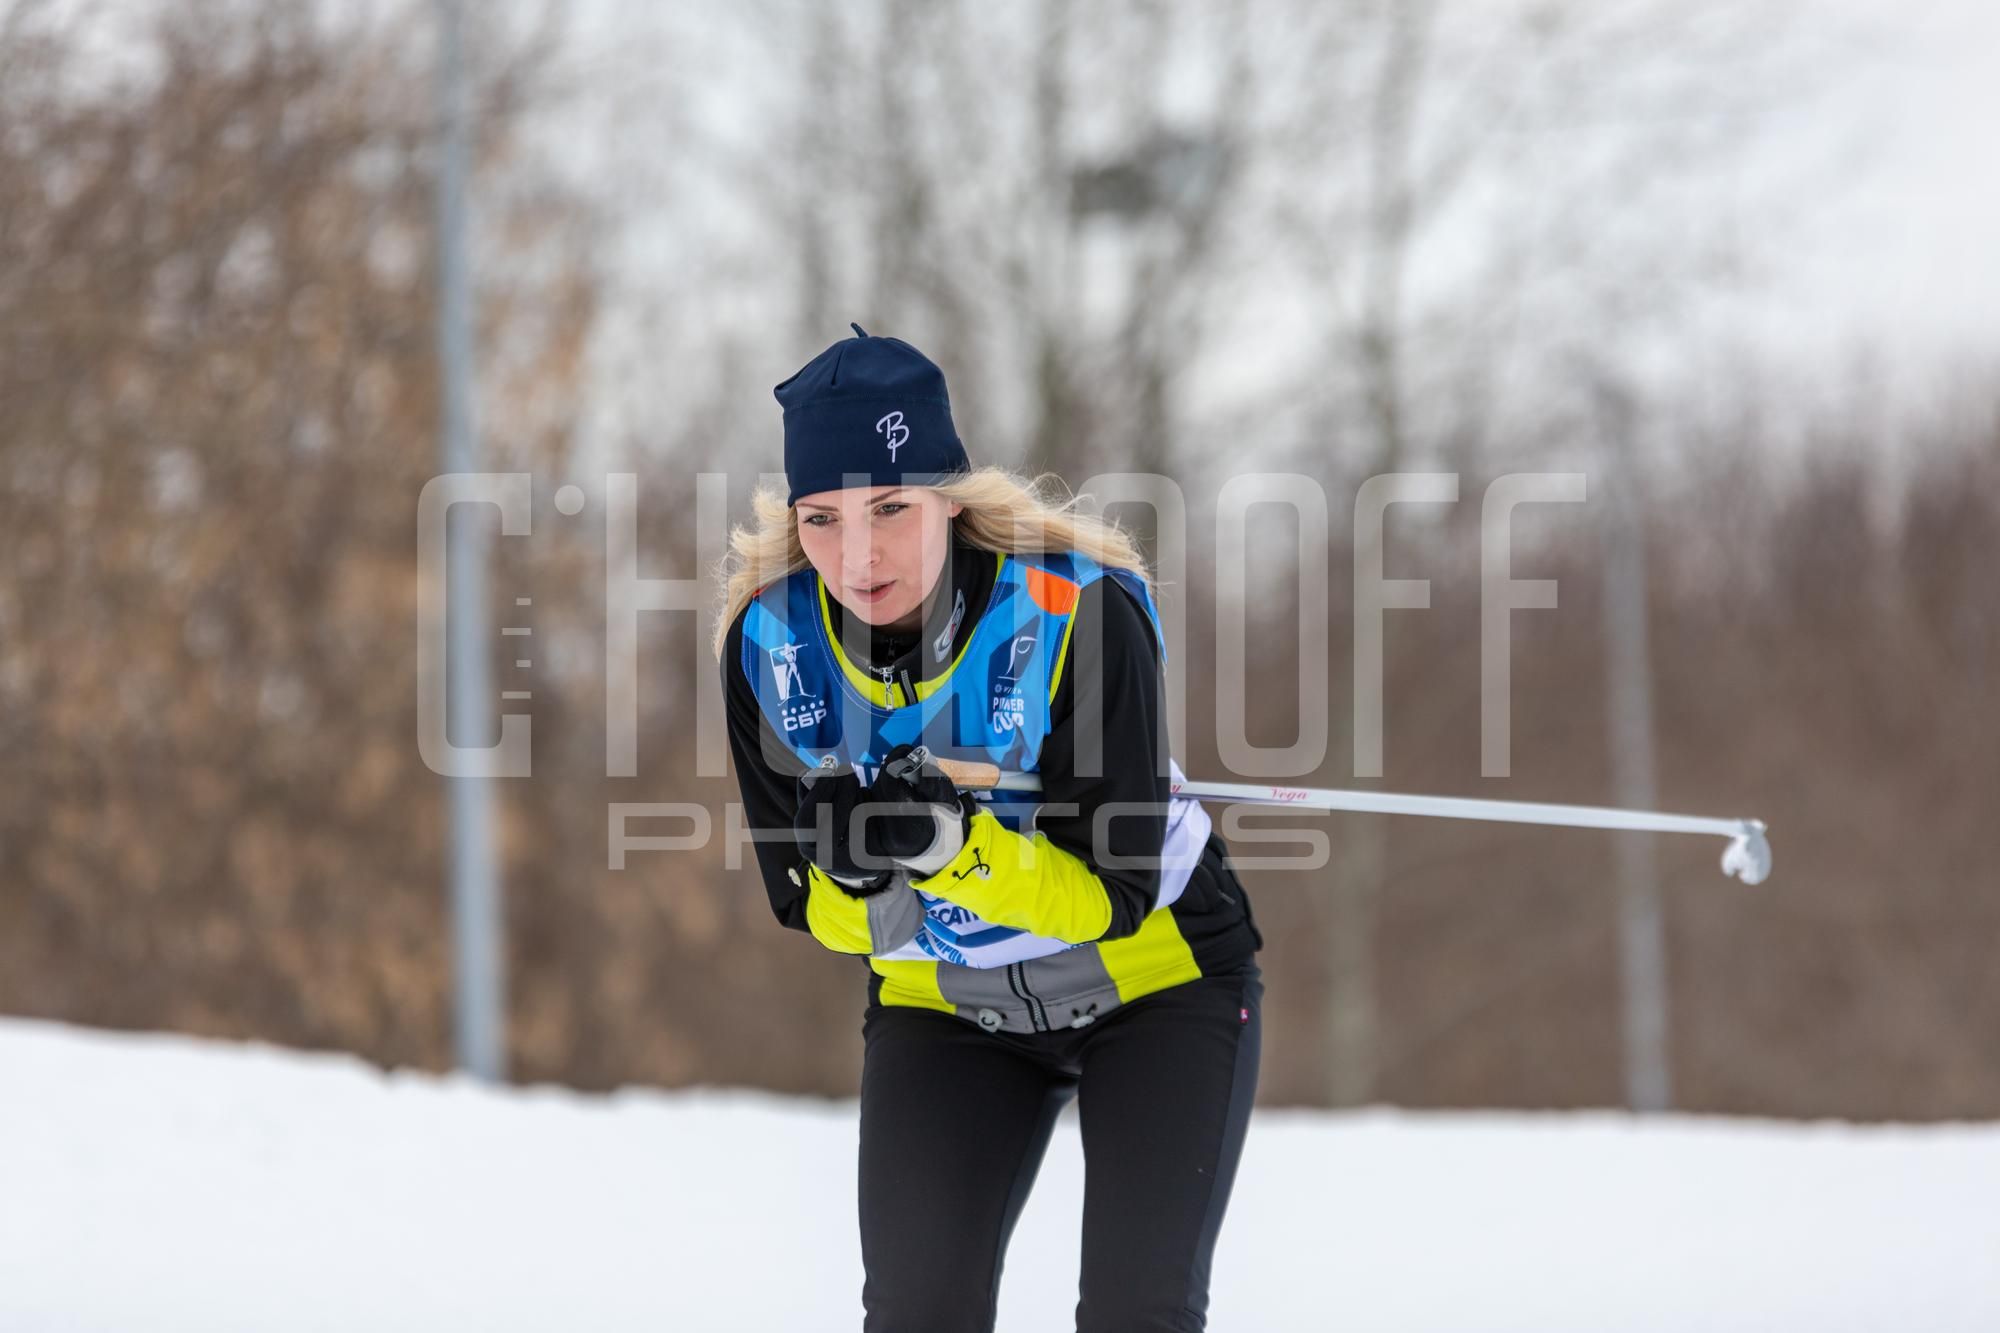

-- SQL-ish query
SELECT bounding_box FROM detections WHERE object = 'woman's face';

[795,485,963,630]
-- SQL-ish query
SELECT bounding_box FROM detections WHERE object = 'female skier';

[714,324,1264,1332]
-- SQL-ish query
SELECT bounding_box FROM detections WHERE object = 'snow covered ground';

[3,1017,1994,1332]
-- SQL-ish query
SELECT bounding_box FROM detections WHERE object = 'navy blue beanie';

[775,323,971,505]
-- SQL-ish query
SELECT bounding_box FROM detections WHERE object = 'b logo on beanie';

[876,410,909,460]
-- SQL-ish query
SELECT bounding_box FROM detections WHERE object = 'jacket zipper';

[884,614,1049,1025]
[874,664,923,709]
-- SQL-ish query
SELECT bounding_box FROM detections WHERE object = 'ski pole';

[926,753,1772,885]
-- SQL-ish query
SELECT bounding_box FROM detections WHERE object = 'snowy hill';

[3,1017,1994,1331]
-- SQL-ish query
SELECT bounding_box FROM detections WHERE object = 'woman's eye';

[876,503,907,517]
[802,514,832,527]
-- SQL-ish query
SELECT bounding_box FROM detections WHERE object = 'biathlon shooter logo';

[768,642,827,732]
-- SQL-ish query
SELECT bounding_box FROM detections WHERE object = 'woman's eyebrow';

[798,488,907,513]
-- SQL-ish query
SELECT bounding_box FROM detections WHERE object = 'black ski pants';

[857,962,1263,1333]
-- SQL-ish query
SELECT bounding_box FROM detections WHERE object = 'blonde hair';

[709,465,1154,658]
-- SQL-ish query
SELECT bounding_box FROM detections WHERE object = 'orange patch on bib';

[1021,565,1080,616]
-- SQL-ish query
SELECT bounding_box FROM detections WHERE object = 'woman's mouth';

[850,580,895,604]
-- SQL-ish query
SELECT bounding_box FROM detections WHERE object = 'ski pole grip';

[933,756,1004,790]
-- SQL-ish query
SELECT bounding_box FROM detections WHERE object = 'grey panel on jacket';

[933,945,1125,1035]
[865,878,926,956]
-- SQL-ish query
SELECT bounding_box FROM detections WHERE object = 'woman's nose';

[842,525,880,568]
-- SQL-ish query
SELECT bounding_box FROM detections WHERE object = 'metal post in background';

[436,0,507,1083]
[1596,377,1670,1112]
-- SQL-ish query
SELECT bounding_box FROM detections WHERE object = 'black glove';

[794,759,893,896]
[864,743,975,875]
